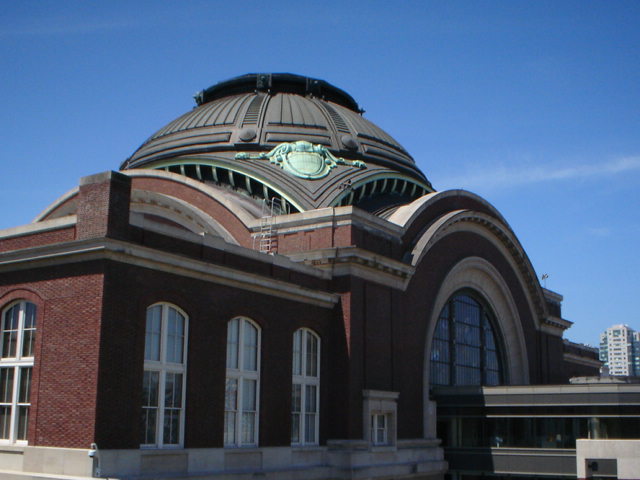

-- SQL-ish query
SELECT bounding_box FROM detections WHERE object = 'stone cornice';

[541,315,573,335]
[0,238,338,308]
[285,246,414,290]
[563,352,602,369]
[542,287,563,303]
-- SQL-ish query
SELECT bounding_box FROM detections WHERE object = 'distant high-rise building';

[599,324,640,376]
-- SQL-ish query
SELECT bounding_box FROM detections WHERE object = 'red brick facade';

[0,170,598,454]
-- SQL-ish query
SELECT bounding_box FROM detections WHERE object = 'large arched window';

[1,301,36,444]
[225,317,260,447]
[141,303,188,447]
[430,292,504,386]
[291,328,320,445]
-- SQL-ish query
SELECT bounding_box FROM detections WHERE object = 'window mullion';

[301,330,307,379]
[299,331,305,445]
[160,308,168,447]
[160,308,169,366]
[238,320,244,371]
[158,366,166,448]
[480,310,486,384]
[237,372,243,446]
[449,302,455,386]
[299,381,303,444]
[300,378,306,444]
[237,320,243,446]
[16,306,24,363]
[9,365,19,443]
[256,326,260,446]
[180,315,188,448]
[314,372,320,444]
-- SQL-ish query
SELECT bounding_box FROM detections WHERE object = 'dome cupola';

[121,73,433,214]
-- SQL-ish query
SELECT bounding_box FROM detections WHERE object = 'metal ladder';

[254,198,282,254]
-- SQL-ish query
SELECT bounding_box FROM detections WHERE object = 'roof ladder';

[254,198,281,254]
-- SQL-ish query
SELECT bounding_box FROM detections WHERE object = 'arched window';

[430,293,504,386]
[141,303,188,447]
[291,328,320,445]
[225,317,260,447]
[1,301,36,444]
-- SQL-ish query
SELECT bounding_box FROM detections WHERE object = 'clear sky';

[1,1,638,347]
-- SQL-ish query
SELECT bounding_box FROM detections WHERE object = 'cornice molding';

[286,246,414,290]
[563,352,602,369]
[542,315,574,335]
[0,238,338,309]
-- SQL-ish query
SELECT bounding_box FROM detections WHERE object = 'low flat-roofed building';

[434,381,640,479]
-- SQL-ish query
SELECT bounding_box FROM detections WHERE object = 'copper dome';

[121,73,433,213]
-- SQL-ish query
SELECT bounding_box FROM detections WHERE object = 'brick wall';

[96,261,338,449]
[130,176,253,248]
[0,227,75,253]
[76,171,131,241]
[0,262,105,448]
[397,230,541,438]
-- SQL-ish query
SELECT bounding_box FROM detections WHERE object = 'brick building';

[1,74,614,480]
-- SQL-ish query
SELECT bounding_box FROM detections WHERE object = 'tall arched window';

[430,292,504,386]
[225,317,260,447]
[291,328,320,445]
[1,301,36,444]
[141,303,188,447]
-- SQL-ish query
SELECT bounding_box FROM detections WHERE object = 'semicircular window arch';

[429,291,505,387]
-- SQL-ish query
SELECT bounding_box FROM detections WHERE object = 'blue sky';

[1,1,638,346]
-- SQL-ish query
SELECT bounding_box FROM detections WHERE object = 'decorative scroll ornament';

[235,141,366,180]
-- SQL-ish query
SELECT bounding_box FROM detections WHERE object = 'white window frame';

[0,300,36,445]
[291,328,320,446]
[371,412,388,446]
[225,317,261,447]
[141,303,188,448]
[362,390,399,449]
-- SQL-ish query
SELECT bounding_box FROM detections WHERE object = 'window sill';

[139,445,185,451]
[0,444,26,454]
[291,444,323,452]
[370,444,396,452]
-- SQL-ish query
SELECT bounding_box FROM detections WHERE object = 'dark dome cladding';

[194,73,362,112]
[121,73,433,213]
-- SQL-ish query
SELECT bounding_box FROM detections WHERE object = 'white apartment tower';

[599,324,640,376]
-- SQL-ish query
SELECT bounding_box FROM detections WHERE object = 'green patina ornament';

[235,141,366,180]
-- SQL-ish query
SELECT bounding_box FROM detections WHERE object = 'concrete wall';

[576,439,640,480]
[0,443,445,480]
[0,446,94,478]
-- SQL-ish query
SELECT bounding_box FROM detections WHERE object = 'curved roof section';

[121,73,433,213]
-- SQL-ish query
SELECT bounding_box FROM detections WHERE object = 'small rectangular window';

[371,413,388,445]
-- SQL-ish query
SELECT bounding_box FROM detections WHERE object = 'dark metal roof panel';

[122,73,433,210]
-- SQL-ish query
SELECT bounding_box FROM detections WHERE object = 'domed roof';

[121,73,433,214]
